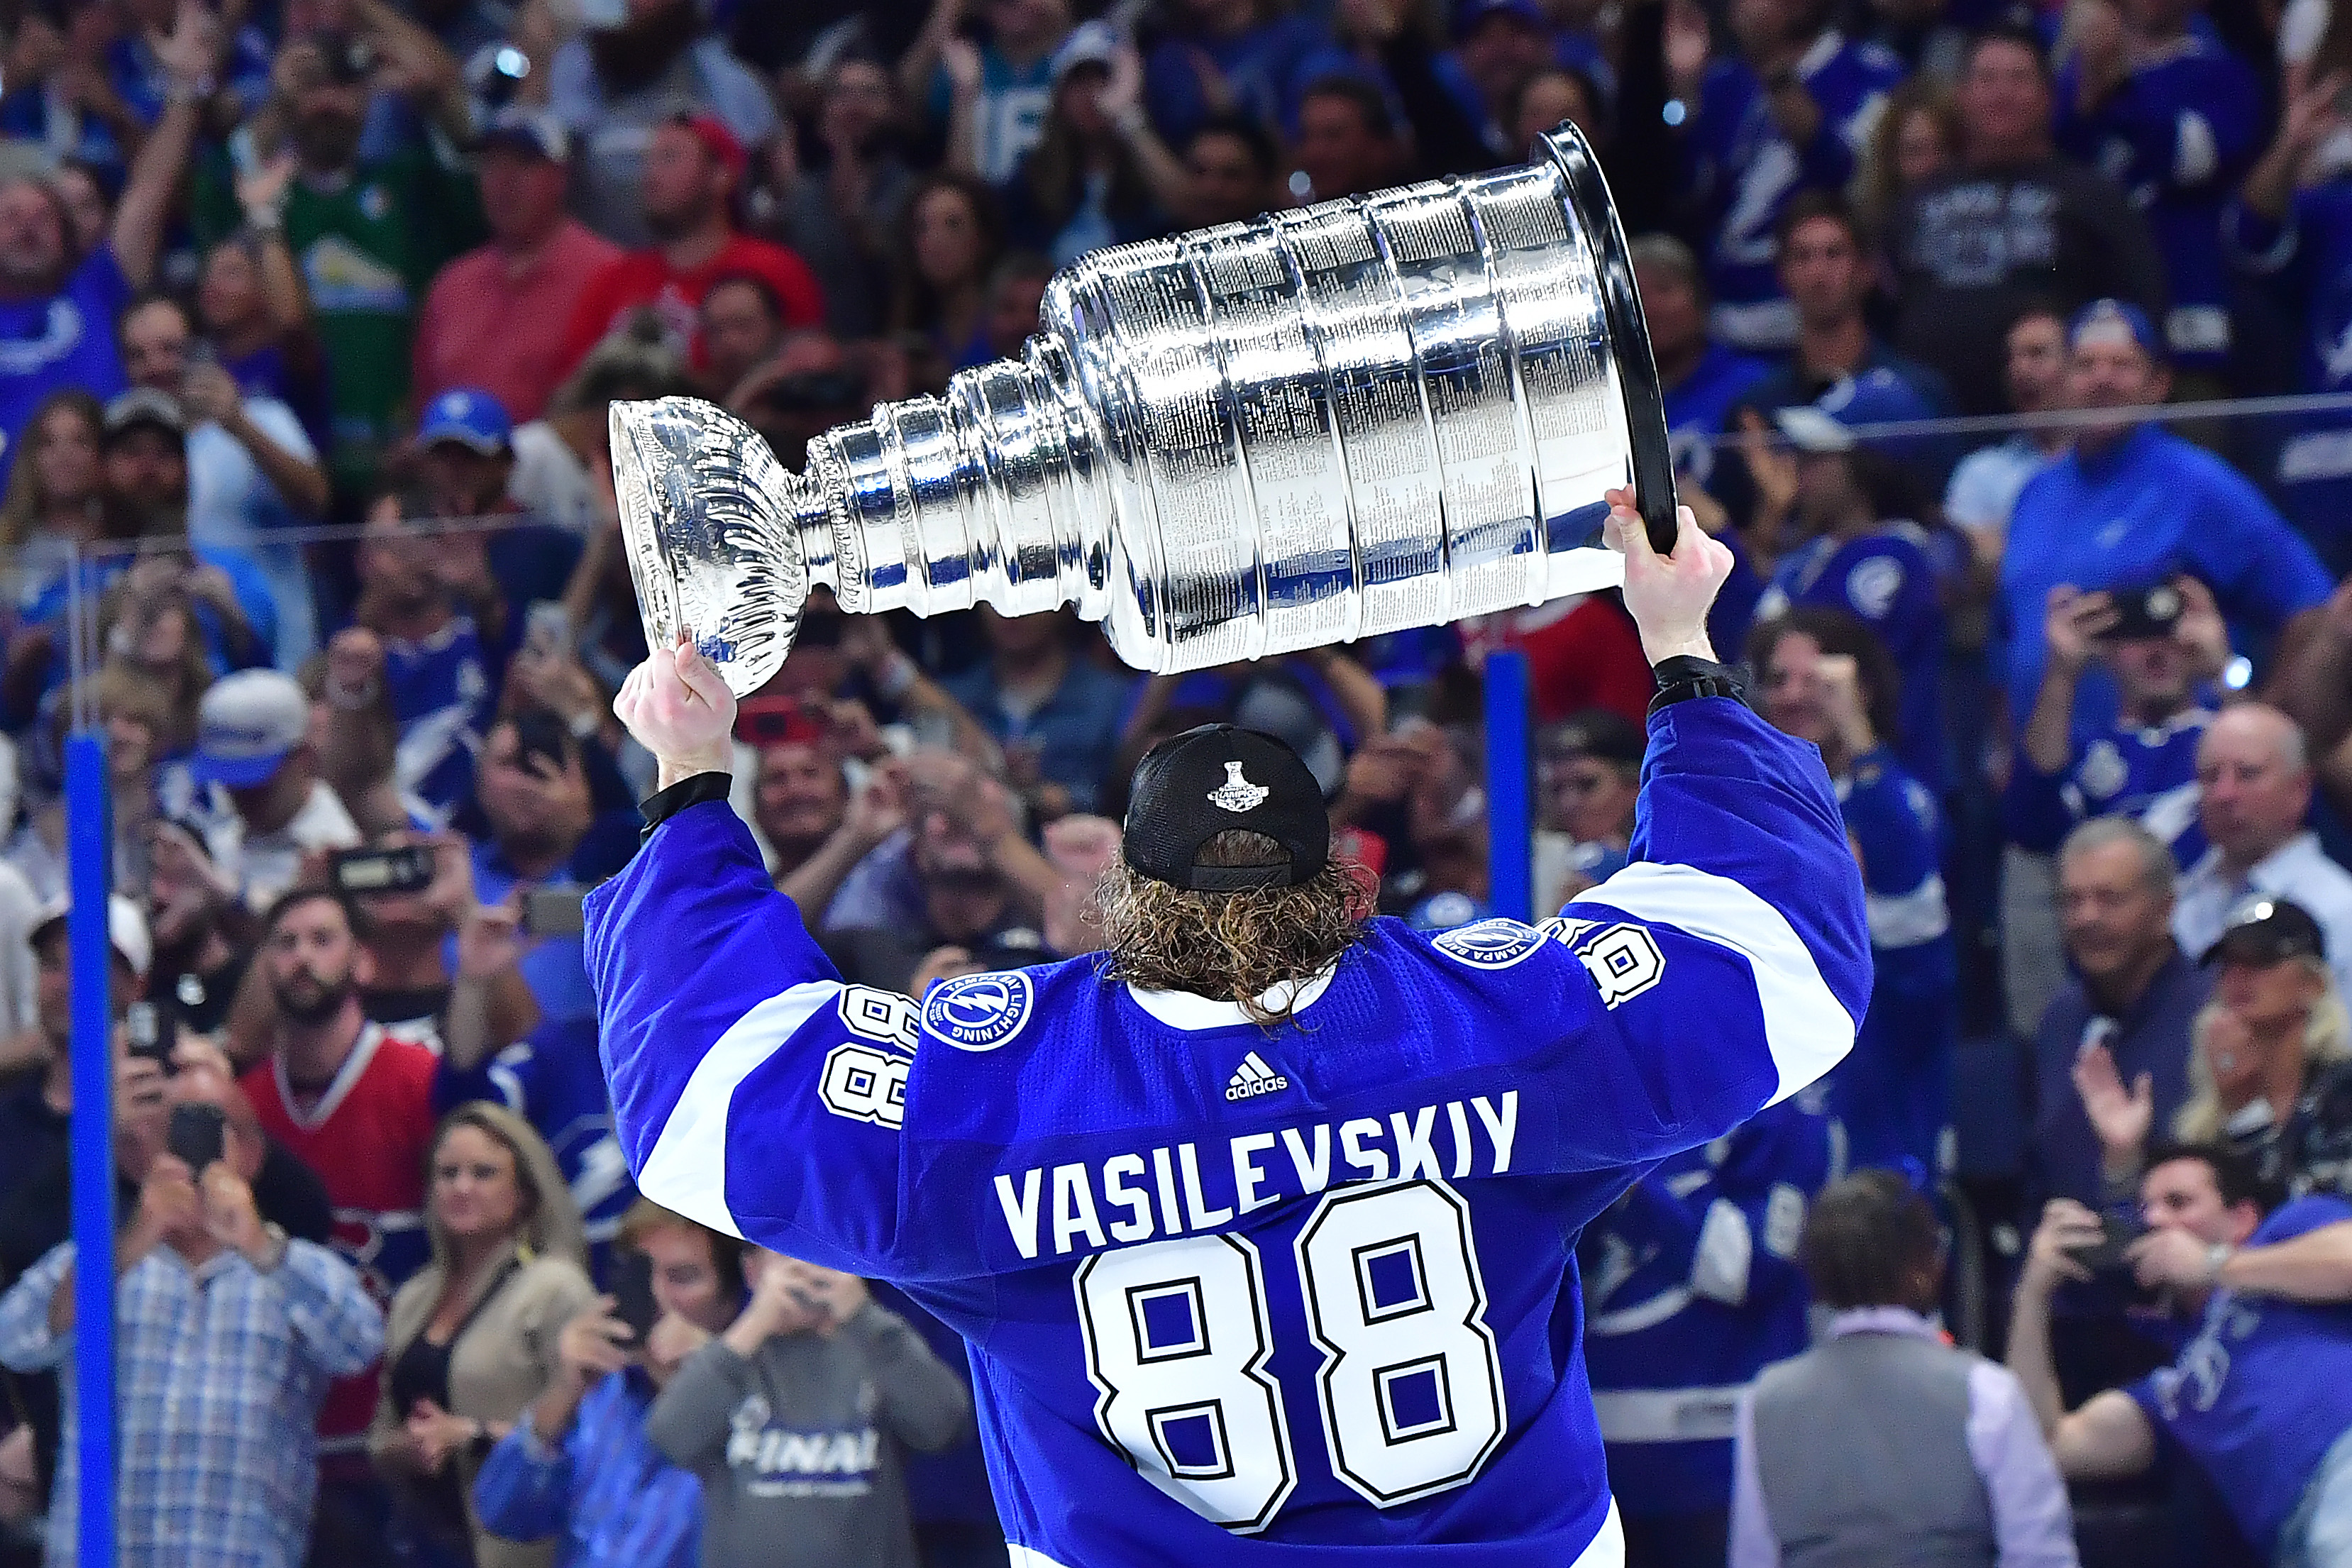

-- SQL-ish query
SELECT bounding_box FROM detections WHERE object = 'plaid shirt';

[0,1235,384,1568]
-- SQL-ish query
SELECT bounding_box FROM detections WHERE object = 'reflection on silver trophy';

[609,123,1677,695]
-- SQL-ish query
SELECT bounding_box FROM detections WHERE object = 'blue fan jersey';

[1754,526,1948,793]
[1832,747,1956,1173]
[2128,1196,2352,1559]
[382,615,494,817]
[482,1017,639,1276]
[1664,344,1772,494]
[2004,707,2212,866]
[2225,180,2352,550]
[2057,29,2263,367]
[587,698,1869,1568]
[1677,33,1904,352]
[1579,1089,1838,1520]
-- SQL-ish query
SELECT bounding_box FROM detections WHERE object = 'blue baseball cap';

[479,105,570,162]
[416,387,513,455]
[1455,0,1547,36]
[2068,298,2163,360]
[1771,368,1940,453]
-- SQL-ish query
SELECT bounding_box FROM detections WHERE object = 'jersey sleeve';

[584,800,933,1279]
[1520,697,1870,1166]
[2000,750,2079,855]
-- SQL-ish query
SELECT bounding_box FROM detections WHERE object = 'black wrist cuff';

[1649,656,1750,716]
[640,771,734,840]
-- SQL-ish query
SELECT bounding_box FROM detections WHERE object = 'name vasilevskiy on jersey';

[992,1091,1521,1261]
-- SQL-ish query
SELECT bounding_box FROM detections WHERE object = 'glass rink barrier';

[28,382,2352,1565]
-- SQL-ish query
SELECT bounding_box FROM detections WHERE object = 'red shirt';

[243,1024,443,1452]
[412,219,625,423]
[558,233,824,380]
[1463,595,1654,726]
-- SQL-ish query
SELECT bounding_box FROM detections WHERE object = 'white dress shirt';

[2174,831,2352,995]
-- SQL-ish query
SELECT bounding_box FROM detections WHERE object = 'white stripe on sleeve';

[1577,861,1860,1106]
[635,980,844,1239]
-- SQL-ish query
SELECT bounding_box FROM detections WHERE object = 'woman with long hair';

[1005,26,1185,267]
[371,1103,596,1568]
[890,172,1004,387]
[0,390,113,574]
[1855,79,1960,240]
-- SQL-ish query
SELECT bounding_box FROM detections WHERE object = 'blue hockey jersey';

[1677,32,1904,351]
[1831,746,1956,1174]
[1753,526,1948,793]
[2225,178,2352,551]
[586,697,1870,1568]
[381,614,494,817]
[1579,1089,1837,1521]
[480,1017,639,1275]
[1664,343,1772,494]
[2004,707,2212,867]
[2057,28,2263,367]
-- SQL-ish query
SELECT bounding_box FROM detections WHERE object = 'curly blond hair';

[1096,831,1367,1027]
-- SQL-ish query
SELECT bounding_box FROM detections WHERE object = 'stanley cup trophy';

[609,123,1677,693]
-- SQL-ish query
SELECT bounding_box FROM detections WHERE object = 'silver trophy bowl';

[610,123,1677,695]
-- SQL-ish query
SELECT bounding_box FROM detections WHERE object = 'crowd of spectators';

[0,0,2348,1563]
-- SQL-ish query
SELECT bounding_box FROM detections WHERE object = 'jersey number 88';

[1074,1178,1506,1531]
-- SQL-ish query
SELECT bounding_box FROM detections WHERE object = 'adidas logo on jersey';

[1225,1051,1289,1101]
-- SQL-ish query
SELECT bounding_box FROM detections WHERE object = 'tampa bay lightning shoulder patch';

[922,971,1037,1051]
[1431,917,1547,970]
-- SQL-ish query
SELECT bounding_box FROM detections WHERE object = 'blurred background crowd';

[0,0,2348,1562]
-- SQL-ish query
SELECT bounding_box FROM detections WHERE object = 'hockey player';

[1580,1088,1840,1568]
[587,492,1872,1567]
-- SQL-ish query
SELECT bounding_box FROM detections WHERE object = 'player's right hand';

[1605,486,1732,666]
[614,632,736,789]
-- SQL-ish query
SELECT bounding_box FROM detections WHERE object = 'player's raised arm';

[1510,494,1872,1163]
[585,639,932,1277]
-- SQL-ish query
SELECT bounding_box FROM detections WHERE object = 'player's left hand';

[615,632,736,789]
[1604,486,1730,666]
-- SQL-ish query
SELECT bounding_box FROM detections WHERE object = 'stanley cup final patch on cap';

[1209,761,1271,813]
[1123,724,1331,891]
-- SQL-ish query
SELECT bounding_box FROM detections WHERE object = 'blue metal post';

[65,733,114,1568]
[1484,649,1533,922]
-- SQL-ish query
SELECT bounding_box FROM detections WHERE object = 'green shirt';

[195,141,485,495]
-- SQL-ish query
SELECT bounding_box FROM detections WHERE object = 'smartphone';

[167,1102,227,1171]
[735,694,817,749]
[523,888,587,937]
[2076,1216,2148,1273]
[2099,583,2183,641]
[330,845,438,897]
[524,601,573,659]
[609,1249,658,1344]
[513,709,573,780]
[126,1000,177,1074]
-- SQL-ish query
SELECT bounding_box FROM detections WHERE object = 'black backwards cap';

[1123,725,1330,893]
[2202,897,2327,968]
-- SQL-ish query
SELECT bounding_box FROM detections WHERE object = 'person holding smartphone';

[0,1060,382,1568]
[643,1248,971,1568]
[473,1200,744,1568]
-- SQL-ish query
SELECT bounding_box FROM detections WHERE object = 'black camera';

[2099,582,2184,642]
